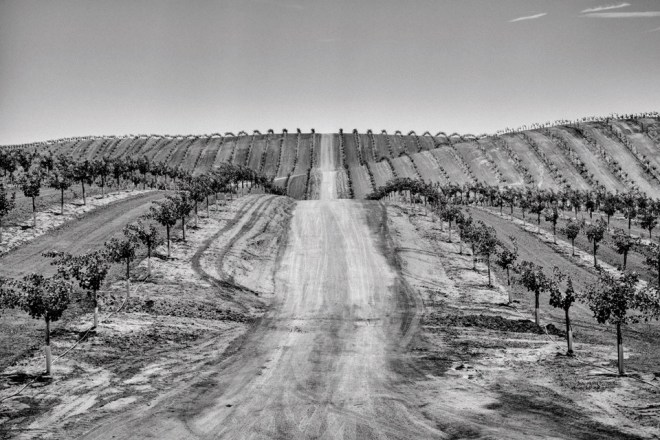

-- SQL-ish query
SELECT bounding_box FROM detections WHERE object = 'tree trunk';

[565,307,573,355]
[571,239,575,256]
[166,226,171,258]
[126,259,130,298]
[82,181,86,205]
[617,322,624,375]
[552,223,556,244]
[506,267,510,286]
[206,196,210,217]
[45,319,52,375]
[534,292,540,326]
[487,257,492,287]
[61,188,65,215]
[32,197,37,228]
[147,249,152,278]
[593,241,597,267]
[181,216,186,241]
[93,290,99,328]
[623,251,628,270]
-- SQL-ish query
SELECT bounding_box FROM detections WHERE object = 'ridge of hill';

[3,115,660,199]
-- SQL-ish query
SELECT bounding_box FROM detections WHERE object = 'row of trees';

[369,179,660,283]
[455,208,660,376]
[0,218,160,376]
[369,178,660,233]
[0,181,231,376]
[0,160,286,376]
[370,178,660,375]
[0,147,284,241]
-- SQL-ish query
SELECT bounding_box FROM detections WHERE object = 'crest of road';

[82,135,434,439]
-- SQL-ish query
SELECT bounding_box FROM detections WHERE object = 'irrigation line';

[0,282,138,403]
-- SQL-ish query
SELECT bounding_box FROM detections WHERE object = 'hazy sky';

[1,0,659,144]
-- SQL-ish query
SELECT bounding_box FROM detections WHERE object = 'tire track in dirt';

[77,137,437,439]
[191,195,274,298]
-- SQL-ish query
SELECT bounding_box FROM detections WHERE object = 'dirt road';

[79,135,437,439]
[318,134,338,200]
[0,191,164,278]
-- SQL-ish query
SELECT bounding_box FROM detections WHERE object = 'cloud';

[509,13,547,22]
[583,11,660,17]
[581,3,630,13]
[647,26,660,32]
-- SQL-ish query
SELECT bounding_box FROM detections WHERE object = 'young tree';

[519,194,531,221]
[0,149,16,179]
[0,183,16,244]
[544,206,560,244]
[182,178,208,227]
[19,169,42,228]
[464,221,481,270]
[72,160,94,205]
[105,234,140,299]
[167,192,194,241]
[11,273,73,375]
[46,250,110,328]
[638,208,658,239]
[125,220,163,277]
[529,198,545,233]
[456,213,473,255]
[475,222,499,287]
[585,218,607,268]
[516,261,555,326]
[442,204,460,241]
[642,243,660,286]
[585,270,660,375]
[560,218,583,256]
[584,194,596,219]
[495,237,518,289]
[601,194,617,229]
[92,157,112,197]
[620,191,638,232]
[47,167,73,215]
[149,200,178,258]
[611,228,640,270]
[568,190,583,219]
[0,276,13,313]
[549,268,577,355]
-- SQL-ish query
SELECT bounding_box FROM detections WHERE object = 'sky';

[1,0,659,144]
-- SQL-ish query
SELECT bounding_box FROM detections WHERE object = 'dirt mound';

[102,296,253,323]
[425,313,565,337]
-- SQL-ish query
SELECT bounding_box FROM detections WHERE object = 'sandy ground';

[72,135,438,439]
[388,203,660,439]
[0,194,292,439]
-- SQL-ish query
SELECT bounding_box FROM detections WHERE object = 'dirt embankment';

[387,202,660,439]
[0,194,294,439]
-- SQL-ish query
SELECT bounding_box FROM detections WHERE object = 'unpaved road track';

[79,136,437,439]
[0,191,164,278]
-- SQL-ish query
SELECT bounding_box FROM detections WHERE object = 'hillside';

[4,116,660,200]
